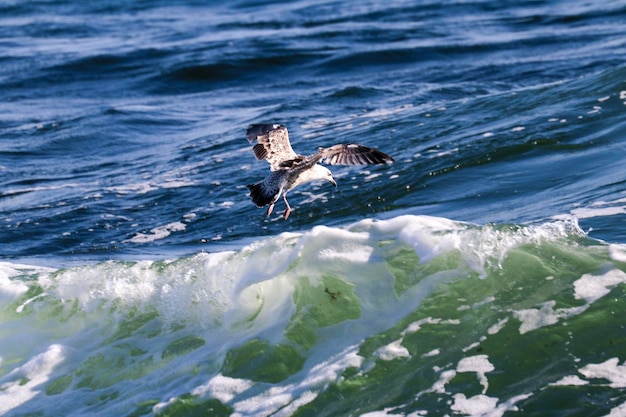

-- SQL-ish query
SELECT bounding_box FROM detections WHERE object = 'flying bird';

[246,123,394,219]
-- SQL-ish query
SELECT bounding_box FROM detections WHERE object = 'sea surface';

[2,1,626,416]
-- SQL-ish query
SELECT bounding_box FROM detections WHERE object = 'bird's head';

[311,165,337,187]
[322,166,337,187]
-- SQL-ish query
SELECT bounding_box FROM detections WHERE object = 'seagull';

[246,123,394,219]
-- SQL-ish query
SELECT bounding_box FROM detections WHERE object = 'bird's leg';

[282,194,291,220]
[266,203,275,217]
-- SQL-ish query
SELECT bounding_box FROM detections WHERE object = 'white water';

[1,214,625,416]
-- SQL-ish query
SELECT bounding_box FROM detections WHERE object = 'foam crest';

[355,215,467,264]
[0,344,67,414]
[0,266,30,305]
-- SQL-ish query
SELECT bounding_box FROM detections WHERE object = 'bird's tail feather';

[247,182,278,207]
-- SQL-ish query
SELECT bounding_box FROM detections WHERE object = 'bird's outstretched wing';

[318,144,395,165]
[246,124,299,171]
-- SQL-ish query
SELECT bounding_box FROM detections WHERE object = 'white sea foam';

[579,358,626,388]
[422,349,440,358]
[127,221,186,243]
[317,240,373,263]
[513,300,586,335]
[609,244,626,263]
[364,173,382,181]
[301,118,330,129]
[160,178,196,189]
[190,374,255,406]
[402,317,445,335]
[451,394,498,416]
[571,206,626,219]
[2,182,90,196]
[359,104,413,119]
[0,263,54,306]
[430,369,457,394]
[359,215,466,265]
[550,375,589,386]
[574,270,626,304]
[606,402,626,417]
[457,355,494,394]
[451,393,531,417]
[513,269,626,334]
[108,177,195,196]
[375,338,410,361]
[0,344,67,414]
[570,196,626,220]
[514,301,565,334]
[0,266,30,303]
[222,345,364,417]
[473,296,496,309]
[109,182,158,195]
[487,318,509,335]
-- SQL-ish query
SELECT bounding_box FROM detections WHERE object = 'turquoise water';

[2,0,626,415]
[3,216,626,416]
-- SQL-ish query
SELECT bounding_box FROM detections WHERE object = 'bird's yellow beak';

[328,178,337,187]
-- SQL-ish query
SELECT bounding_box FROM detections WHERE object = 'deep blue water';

[2,0,626,261]
[2,1,626,416]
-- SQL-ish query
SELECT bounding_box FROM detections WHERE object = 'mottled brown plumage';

[246,123,394,219]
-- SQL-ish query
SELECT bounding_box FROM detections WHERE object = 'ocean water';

[2,0,626,416]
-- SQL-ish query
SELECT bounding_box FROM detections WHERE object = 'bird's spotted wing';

[318,144,395,165]
[246,124,299,171]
